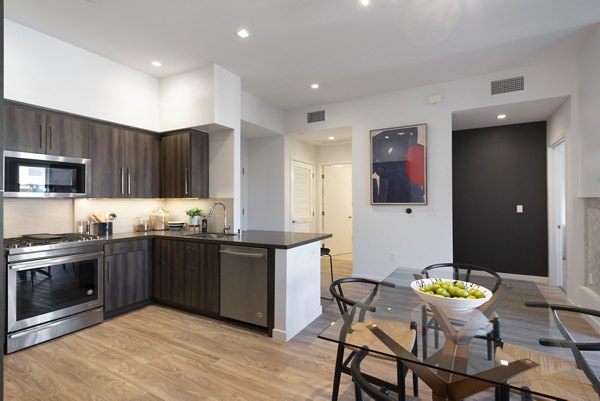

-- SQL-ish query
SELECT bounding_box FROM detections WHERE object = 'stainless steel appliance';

[219,245,267,328]
[5,233,104,353]
[3,150,91,198]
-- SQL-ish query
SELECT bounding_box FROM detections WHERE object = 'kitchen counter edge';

[104,230,332,249]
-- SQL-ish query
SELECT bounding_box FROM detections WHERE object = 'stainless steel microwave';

[3,151,91,198]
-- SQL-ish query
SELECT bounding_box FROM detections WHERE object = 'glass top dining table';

[318,268,598,401]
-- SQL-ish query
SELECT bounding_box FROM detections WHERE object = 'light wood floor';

[3,256,596,400]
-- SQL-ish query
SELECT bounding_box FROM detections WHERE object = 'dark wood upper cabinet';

[124,129,160,198]
[89,122,159,198]
[45,112,89,158]
[161,130,208,198]
[89,122,123,197]
[3,102,89,158]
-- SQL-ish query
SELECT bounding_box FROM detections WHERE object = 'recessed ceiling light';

[150,61,162,67]
[237,29,251,38]
[360,0,370,5]
[384,135,390,139]
[310,83,320,89]
[497,114,506,119]
[328,136,335,140]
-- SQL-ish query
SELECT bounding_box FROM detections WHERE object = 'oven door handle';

[8,251,104,272]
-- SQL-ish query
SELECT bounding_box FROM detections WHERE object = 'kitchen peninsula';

[105,229,330,342]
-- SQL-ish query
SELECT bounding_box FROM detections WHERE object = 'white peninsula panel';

[273,241,322,342]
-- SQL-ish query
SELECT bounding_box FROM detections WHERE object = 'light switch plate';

[516,205,524,213]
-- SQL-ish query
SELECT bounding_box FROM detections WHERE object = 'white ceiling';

[5,0,600,112]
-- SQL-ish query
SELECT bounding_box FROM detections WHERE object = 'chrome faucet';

[209,202,231,234]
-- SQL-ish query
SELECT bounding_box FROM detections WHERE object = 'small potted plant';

[185,207,203,226]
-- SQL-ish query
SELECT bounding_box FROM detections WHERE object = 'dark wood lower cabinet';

[104,239,151,316]
[153,239,219,315]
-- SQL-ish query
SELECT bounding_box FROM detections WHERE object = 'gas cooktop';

[4,233,103,252]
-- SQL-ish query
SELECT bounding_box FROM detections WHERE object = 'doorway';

[322,164,352,256]
[551,139,567,288]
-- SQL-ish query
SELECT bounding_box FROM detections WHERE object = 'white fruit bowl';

[411,278,492,310]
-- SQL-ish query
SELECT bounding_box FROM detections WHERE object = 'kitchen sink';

[184,232,239,240]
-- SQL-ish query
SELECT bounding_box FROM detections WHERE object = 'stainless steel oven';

[5,234,104,353]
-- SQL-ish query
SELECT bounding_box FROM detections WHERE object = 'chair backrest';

[351,347,397,401]
[526,302,600,396]
[329,277,390,316]
[421,262,502,292]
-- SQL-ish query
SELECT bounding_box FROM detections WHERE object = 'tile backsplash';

[586,198,600,293]
[4,197,234,237]
[4,199,74,237]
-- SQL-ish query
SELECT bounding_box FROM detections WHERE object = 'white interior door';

[553,140,567,289]
[323,164,352,255]
[291,160,314,233]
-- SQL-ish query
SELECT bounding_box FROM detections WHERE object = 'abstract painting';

[371,123,427,204]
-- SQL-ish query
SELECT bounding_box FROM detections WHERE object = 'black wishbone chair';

[420,263,503,360]
[351,347,397,401]
[503,302,600,400]
[329,277,418,401]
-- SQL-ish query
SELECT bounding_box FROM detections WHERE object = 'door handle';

[161,243,167,265]
[39,125,44,149]
[106,260,110,283]
[184,168,189,195]
[127,168,131,195]
[48,125,53,150]
[292,220,297,223]
[121,167,125,195]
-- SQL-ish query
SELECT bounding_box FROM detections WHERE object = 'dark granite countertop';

[106,229,332,249]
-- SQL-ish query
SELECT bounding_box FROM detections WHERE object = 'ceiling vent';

[307,110,325,123]
[491,76,524,95]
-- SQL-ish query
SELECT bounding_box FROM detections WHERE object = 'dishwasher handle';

[219,249,265,258]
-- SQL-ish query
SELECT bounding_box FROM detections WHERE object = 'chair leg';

[396,360,406,401]
[328,254,334,283]
[495,382,510,401]
[354,381,365,401]
[411,321,419,397]
[421,306,428,359]
[332,343,345,401]
[433,319,440,348]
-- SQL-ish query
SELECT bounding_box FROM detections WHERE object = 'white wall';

[317,143,352,165]
[4,20,160,131]
[213,65,242,233]
[285,60,579,282]
[241,91,285,134]
[246,136,286,230]
[576,24,600,309]
[578,24,600,198]
[159,65,215,132]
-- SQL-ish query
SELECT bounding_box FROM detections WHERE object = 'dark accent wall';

[452,122,548,277]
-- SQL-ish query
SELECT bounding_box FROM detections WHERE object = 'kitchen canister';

[151,207,169,231]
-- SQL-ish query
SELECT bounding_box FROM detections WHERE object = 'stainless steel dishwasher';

[219,245,267,328]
